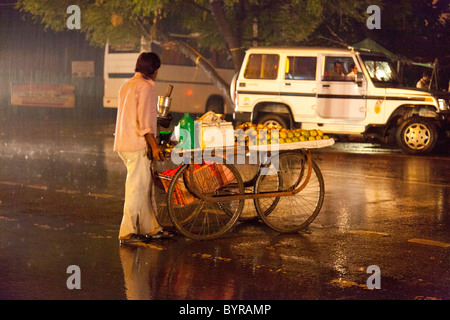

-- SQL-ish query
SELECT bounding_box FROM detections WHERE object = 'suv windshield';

[360,54,400,87]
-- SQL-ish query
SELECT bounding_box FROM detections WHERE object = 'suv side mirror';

[355,72,364,86]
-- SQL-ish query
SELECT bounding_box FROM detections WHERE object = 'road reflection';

[116,225,329,300]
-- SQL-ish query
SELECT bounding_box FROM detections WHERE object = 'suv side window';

[323,56,357,81]
[285,56,317,80]
[244,54,280,80]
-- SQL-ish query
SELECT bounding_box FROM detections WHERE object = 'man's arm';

[137,81,162,160]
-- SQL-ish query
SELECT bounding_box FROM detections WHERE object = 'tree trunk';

[209,0,245,72]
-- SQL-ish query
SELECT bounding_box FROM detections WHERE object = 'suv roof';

[246,47,356,55]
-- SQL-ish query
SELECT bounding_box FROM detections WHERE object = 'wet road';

[0,115,449,300]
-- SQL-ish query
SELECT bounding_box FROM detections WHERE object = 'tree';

[374,0,450,63]
[17,0,376,105]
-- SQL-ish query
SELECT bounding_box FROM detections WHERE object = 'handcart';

[152,138,334,240]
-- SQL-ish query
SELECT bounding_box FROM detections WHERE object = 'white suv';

[232,47,450,154]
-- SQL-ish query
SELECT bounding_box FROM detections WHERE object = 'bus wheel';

[257,114,289,129]
[206,95,224,114]
[395,116,438,154]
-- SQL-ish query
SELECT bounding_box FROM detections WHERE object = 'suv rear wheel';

[395,116,438,154]
[256,114,290,129]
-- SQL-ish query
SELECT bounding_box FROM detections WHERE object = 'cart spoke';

[167,164,244,240]
[254,151,325,233]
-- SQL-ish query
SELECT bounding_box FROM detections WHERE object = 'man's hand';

[145,133,164,161]
[152,146,164,161]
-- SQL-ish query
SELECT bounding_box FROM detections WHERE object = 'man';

[416,71,431,89]
[114,52,173,244]
[346,63,358,79]
[328,60,345,77]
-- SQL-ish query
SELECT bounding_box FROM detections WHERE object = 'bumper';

[233,111,252,125]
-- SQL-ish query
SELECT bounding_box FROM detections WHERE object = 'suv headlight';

[438,99,449,111]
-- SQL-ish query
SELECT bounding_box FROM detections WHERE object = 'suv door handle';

[284,83,291,86]
[322,84,330,88]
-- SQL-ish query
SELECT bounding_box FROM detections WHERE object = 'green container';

[179,113,195,149]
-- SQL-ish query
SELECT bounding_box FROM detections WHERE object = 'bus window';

[155,43,195,67]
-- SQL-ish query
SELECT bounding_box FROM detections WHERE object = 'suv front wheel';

[395,116,438,154]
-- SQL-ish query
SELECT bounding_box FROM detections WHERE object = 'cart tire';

[167,164,244,240]
[154,181,173,228]
[152,163,182,228]
[254,151,324,233]
[234,164,260,222]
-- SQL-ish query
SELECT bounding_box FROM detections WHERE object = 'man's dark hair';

[423,70,431,77]
[135,52,161,79]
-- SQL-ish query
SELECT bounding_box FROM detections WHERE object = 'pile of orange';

[235,123,329,146]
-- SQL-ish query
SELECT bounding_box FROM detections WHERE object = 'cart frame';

[154,139,334,239]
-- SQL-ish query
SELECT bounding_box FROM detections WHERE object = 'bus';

[103,40,235,117]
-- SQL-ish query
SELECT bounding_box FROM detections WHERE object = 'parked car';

[232,47,450,154]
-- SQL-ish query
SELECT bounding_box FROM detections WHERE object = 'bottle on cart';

[178,113,195,149]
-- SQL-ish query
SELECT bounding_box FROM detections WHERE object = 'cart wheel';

[234,164,260,221]
[152,161,181,228]
[254,151,324,233]
[167,164,244,240]
[153,181,173,228]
